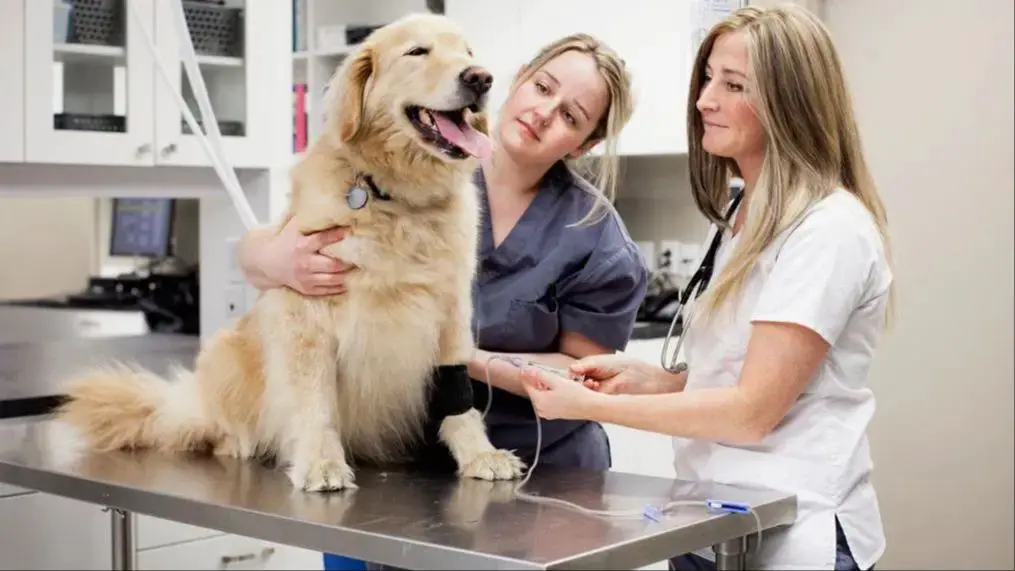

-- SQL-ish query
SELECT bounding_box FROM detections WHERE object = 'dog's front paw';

[288,457,357,492]
[459,449,526,481]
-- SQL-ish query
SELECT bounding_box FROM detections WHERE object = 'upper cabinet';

[153,0,289,168]
[0,0,25,163]
[24,0,156,166]
[18,0,291,169]
[446,0,693,156]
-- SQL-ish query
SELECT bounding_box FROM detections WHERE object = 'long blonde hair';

[510,34,636,225]
[687,4,894,322]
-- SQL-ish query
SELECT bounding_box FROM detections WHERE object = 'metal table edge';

[543,496,797,569]
[0,459,543,570]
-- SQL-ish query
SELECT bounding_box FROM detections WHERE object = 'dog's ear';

[331,45,375,143]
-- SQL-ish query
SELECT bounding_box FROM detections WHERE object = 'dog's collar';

[346,173,392,210]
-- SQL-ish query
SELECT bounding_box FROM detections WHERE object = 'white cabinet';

[607,337,676,479]
[446,0,692,156]
[153,0,287,168]
[19,0,291,168]
[137,533,322,571]
[0,493,323,571]
[0,0,24,163]
[0,493,112,570]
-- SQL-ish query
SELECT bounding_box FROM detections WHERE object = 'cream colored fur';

[54,13,524,492]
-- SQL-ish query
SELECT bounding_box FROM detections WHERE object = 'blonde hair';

[687,4,895,323]
[510,33,636,225]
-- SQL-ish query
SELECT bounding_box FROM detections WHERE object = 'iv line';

[482,354,764,552]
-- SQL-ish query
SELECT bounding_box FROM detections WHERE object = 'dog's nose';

[459,66,493,97]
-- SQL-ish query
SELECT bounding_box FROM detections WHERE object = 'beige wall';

[0,197,96,300]
[616,1,1015,568]
[0,198,200,300]
[824,0,1014,568]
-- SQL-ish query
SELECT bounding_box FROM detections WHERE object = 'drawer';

[136,514,224,550]
[603,423,675,479]
[0,492,111,570]
[137,533,323,571]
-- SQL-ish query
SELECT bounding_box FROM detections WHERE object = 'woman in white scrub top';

[517,5,893,571]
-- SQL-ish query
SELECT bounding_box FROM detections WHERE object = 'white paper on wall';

[689,0,748,55]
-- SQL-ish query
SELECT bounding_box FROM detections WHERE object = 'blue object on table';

[323,553,367,570]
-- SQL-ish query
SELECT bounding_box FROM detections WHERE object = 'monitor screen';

[109,198,175,258]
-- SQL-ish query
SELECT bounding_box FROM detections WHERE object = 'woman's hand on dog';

[270,218,354,296]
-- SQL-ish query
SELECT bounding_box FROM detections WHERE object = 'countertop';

[0,332,200,419]
[0,416,796,569]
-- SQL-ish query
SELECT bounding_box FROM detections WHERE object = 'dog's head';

[324,13,493,164]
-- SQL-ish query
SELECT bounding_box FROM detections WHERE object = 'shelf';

[195,54,244,68]
[53,44,242,68]
[53,43,125,66]
[290,46,353,60]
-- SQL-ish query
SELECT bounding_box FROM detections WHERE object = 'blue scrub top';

[470,161,649,456]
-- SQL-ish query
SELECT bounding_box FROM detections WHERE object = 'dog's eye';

[404,46,430,56]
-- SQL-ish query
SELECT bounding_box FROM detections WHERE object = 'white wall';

[615,1,1015,569]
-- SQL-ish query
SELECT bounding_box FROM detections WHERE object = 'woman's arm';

[468,330,614,398]
[585,321,829,444]
[238,224,284,290]
[236,217,351,295]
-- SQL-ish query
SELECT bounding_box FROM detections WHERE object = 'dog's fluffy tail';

[55,362,214,454]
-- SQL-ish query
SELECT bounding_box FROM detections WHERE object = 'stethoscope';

[660,183,746,373]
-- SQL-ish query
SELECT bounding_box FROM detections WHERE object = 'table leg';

[105,507,136,571]
[712,536,748,571]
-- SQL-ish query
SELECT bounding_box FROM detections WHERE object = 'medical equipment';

[660,180,746,373]
[480,354,764,553]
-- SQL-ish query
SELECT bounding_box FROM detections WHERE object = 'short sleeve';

[751,205,883,346]
[557,241,649,351]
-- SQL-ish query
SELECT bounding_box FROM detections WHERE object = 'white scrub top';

[673,188,892,570]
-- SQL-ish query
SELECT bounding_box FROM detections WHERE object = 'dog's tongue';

[433,112,492,159]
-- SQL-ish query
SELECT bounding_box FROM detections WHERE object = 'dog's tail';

[54,362,214,454]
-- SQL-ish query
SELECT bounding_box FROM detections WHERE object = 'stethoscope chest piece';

[346,185,369,210]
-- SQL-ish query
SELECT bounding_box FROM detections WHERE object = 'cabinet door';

[514,0,690,156]
[153,0,292,169]
[24,0,156,166]
[0,492,112,570]
[0,0,24,163]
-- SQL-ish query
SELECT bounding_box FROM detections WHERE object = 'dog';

[53,13,526,492]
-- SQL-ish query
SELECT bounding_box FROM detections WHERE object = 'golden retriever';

[53,13,525,492]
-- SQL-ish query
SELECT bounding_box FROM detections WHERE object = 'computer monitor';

[109,198,175,259]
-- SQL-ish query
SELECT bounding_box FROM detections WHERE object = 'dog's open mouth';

[405,105,492,160]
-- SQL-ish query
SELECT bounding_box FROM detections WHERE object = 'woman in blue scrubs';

[238,33,648,570]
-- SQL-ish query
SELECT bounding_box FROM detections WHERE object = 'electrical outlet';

[224,285,247,320]
[225,236,245,285]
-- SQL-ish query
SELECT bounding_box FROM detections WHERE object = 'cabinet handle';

[161,143,177,157]
[219,546,275,567]
[136,143,151,157]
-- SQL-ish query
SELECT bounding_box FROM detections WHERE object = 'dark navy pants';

[668,517,874,571]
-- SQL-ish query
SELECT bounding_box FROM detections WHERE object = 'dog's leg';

[264,305,355,492]
[435,297,525,481]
